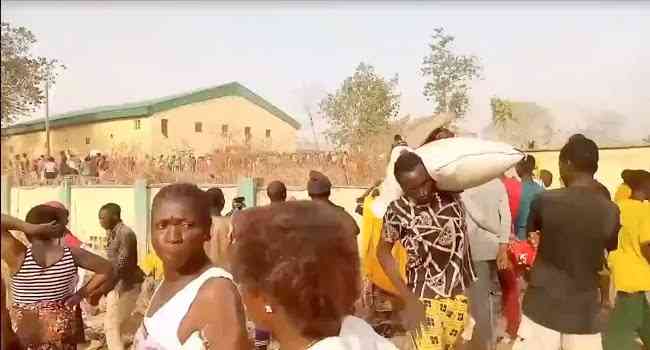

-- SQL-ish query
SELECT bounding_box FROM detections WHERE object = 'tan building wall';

[530,146,650,194]
[2,131,48,158]
[1,117,151,157]
[2,95,297,158]
[149,96,297,155]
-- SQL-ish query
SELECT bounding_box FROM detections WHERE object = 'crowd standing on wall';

[3,148,377,187]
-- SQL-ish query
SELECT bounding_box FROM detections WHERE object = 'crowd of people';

[3,148,385,187]
[1,129,649,350]
[5,151,113,186]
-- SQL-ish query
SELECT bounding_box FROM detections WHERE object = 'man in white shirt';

[461,178,512,350]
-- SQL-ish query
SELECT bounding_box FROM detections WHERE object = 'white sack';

[371,144,413,217]
[372,137,524,217]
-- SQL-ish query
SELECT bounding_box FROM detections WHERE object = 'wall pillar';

[1,175,11,215]
[59,176,72,210]
[238,177,256,208]
[134,179,150,263]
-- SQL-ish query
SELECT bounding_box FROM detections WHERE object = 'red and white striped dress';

[10,246,84,349]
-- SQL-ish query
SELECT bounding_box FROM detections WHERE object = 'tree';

[487,97,554,149]
[490,97,514,131]
[644,135,650,144]
[319,63,400,149]
[578,110,625,147]
[421,27,482,117]
[1,22,65,126]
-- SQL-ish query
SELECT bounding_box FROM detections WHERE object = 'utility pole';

[45,80,51,157]
[299,83,321,151]
[305,105,320,151]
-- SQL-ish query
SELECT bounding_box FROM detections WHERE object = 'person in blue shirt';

[515,155,544,240]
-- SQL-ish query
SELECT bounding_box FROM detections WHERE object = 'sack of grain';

[372,137,523,217]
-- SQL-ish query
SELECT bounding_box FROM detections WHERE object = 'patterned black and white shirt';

[382,192,476,299]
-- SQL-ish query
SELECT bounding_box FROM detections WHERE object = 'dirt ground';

[4,265,642,350]
[76,304,646,350]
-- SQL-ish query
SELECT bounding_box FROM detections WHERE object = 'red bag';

[508,240,537,268]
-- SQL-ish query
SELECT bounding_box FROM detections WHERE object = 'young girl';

[1,207,113,350]
[134,183,249,349]
[230,201,397,350]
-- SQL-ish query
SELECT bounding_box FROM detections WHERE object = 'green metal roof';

[1,82,301,136]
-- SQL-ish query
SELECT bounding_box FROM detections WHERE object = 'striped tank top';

[10,246,78,304]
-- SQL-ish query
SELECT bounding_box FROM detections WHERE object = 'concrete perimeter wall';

[1,177,365,264]
[2,145,647,262]
[529,146,650,193]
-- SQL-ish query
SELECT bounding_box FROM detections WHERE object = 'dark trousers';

[468,260,499,350]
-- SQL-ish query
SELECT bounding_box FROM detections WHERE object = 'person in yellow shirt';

[141,249,164,281]
[614,169,633,202]
[358,184,408,339]
[135,247,164,316]
[605,169,650,350]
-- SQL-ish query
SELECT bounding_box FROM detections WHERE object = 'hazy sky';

[2,1,649,140]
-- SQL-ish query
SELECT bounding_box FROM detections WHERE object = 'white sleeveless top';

[135,267,234,350]
[309,316,398,350]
